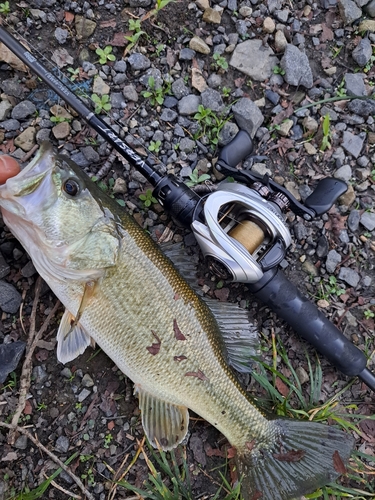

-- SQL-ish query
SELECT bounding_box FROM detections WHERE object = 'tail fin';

[237,419,354,500]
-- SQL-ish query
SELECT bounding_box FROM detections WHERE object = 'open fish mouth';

[0,143,57,218]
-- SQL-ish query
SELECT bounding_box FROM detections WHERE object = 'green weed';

[125,19,147,52]
[213,53,228,72]
[50,115,71,124]
[185,167,211,187]
[149,140,162,153]
[91,93,111,114]
[0,1,10,15]
[273,65,285,76]
[96,45,116,65]
[320,114,331,151]
[142,76,170,106]
[193,104,230,147]
[7,452,78,499]
[364,309,374,319]
[139,188,157,208]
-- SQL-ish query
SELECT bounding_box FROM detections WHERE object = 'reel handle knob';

[218,130,253,167]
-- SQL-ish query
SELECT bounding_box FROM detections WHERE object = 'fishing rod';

[1,24,375,392]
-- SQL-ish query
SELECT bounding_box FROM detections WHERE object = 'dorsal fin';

[162,242,259,373]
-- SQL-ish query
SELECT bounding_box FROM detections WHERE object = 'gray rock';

[338,267,360,287]
[0,78,24,98]
[171,78,190,99]
[55,27,68,44]
[352,38,372,67]
[316,235,329,258]
[0,99,13,121]
[294,222,308,241]
[127,53,151,71]
[326,249,342,273]
[229,39,278,81]
[338,0,362,25]
[232,98,264,138]
[122,84,139,102]
[55,435,70,453]
[281,44,313,88]
[0,251,10,279]
[11,100,36,120]
[129,0,152,6]
[70,151,90,168]
[82,146,100,163]
[179,48,195,60]
[218,121,239,145]
[110,92,126,108]
[14,435,28,450]
[81,373,94,387]
[160,108,178,122]
[140,68,162,89]
[365,0,375,16]
[345,73,366,96]
[334,164,352,182]
[0,341,26,383]
[201,88,224,112]
[36,128,51,143]
[0,281,22,313]
[207,73,222,88]
[341,131,365,158]
[360,211,375,230]
[114,60,127,72]
[348,209,361,231]
[179,137,196,153]
[77,388,91,402]
[0,119,20,131]
[178,95,201,116]
[33,365,48,384]
[113,73,127,85]
[347,99,375,117]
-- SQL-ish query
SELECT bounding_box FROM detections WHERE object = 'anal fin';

[57,309,92,364]
[135,386,189,451]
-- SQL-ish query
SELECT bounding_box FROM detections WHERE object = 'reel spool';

[191,183,292,283]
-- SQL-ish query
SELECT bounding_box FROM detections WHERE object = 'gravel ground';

[0,0,375,498]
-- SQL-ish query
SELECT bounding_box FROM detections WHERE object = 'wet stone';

[81,373,94,387]
[14,435,28,450]
[11,100,36,120]
[77,388,91,402]
[0,252,10,279]
[360,211,375,231]
[0,341,26,384]
[32,365,48,384]
[352,38,372,67]
[0,281,22,313]
[345,73,366,96]
[55,435,70,453]
[348,209,361,231]
[316,235,329,258]
[338,267,360,287]
[326,249,342,273]
[341,131,365,158]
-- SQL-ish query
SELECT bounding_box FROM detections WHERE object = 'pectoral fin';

[135,386,189,451]
[57,309,92,364]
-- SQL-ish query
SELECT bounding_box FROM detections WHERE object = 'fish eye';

[63,179,80,197]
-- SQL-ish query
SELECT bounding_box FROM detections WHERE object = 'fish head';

[0,142,121,282]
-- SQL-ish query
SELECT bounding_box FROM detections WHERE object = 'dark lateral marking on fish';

[146,330,161,355]
[184,370,209,382]
[174,355,187,362]
[333,450,347,474]
[173,319,186,341]
[273,449,305,462]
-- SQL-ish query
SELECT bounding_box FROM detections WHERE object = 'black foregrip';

[248,268,368,377]
[218,130,253,167]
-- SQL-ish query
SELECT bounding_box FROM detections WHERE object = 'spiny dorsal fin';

[135,385,189,451]
[57,309,92,364]
[162,242,259,372]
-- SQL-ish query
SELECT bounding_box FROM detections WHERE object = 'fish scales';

[0,143,355,500]
[58,212,270,452]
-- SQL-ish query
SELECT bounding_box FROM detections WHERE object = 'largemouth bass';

[0,143,354,500]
